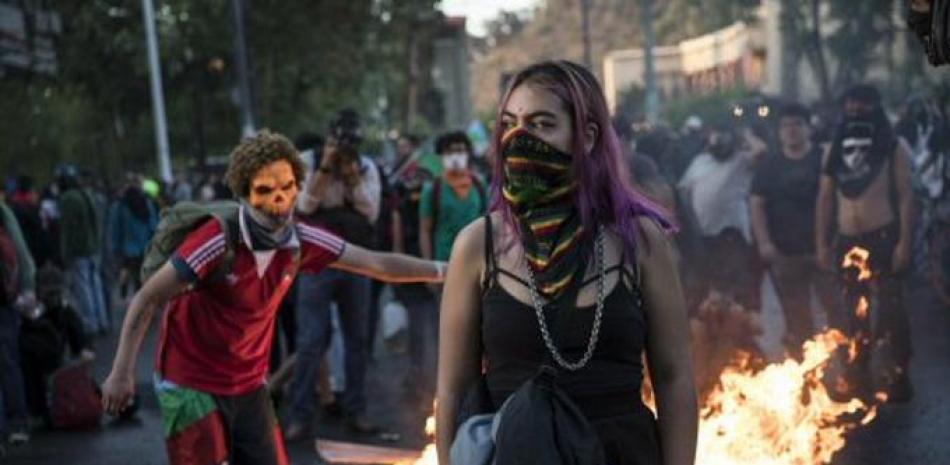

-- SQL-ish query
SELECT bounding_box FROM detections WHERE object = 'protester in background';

[8,176,55,268]
[436,60,697,465]
[678,120,767,311]
[419,131,487,266]
[109,181,159,297]
[57,166,108,336]
[750,103,838,357]
[0,198,36,449]
[289,110,384,438]
[408,131,486,398]
[817,84,916,402]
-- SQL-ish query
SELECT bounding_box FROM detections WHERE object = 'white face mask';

[442,152,469,171]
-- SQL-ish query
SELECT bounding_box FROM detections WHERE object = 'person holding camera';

[288,110,384,439]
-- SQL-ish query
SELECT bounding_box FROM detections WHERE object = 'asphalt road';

[4,277,949,465]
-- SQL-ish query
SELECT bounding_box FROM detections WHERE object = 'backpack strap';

[431,178,443,236]
[205,211,242,284]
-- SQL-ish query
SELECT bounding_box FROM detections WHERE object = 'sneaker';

[7,429,29,446]
[344,415,381,435]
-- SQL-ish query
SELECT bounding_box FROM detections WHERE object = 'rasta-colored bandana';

[502,128,587,299]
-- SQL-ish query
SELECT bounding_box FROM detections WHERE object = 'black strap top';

[480,215,650,419]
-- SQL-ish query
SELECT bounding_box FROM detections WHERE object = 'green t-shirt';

[419,179,485,261]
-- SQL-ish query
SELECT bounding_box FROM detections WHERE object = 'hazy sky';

[439,0,540,37]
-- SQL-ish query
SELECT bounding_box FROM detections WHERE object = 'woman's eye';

[531,121,553,130]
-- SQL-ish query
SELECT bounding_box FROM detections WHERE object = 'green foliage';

[0,0,443,182]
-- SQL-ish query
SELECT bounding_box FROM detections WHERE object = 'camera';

[908,0,950,66]
[324,109,363,174]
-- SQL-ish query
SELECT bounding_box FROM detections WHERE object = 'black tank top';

[480,215,650,419]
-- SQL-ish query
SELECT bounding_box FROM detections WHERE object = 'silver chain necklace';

[523,226,606,371]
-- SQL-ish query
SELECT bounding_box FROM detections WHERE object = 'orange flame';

[842,339,860,362]
[842,247,873,281]
[402,403,438,465]
[855,297,869,319]
[695,330,874,464]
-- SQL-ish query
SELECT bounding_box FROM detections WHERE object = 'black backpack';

[493,368,606,465]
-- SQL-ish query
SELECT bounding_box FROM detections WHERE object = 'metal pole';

[232,0,256,137]
[581,0,592,68]
[641,0,660,121]
[141,0,173,183]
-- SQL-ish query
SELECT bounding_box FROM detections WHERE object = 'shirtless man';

[816,85,915,401]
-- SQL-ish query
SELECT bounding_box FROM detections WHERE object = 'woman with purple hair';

[436,60,697,465]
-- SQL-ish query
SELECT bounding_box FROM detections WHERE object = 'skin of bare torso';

[835,157,895,235]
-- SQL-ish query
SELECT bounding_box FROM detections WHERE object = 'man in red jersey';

[100,130,445,465]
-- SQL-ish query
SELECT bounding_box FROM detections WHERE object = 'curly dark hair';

[225,129,306,198]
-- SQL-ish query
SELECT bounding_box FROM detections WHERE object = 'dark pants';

[0,308,28,436]
[834,222,913,369]
[699,229,762,312]
[396,284,439,391]
[157,381,287,465]
[289,269,371,423]
[769,255,840,355]
[214,388,287,465]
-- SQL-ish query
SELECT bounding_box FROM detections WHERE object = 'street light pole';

[141,0,173,183]
[232,0,256,137]
[580,0,592,68]
[641,0,660,121]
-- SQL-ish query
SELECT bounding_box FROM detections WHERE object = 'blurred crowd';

[0,85,948,455]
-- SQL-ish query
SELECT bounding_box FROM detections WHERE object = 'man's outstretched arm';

[330,242,445,284]
[102,262,189,414]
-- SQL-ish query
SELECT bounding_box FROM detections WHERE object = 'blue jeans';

[289,269,371,423]
[69,256,108,334]
[0,307,28,436]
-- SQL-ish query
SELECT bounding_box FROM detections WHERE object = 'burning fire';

[398,247,885,465]
[842,247,873,281]
[695,330,878,465]
[399,405,437,465]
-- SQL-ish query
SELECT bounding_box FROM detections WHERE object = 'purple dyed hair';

[488,60,673,259]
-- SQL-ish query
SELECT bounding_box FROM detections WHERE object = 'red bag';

[49,360,103,429]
